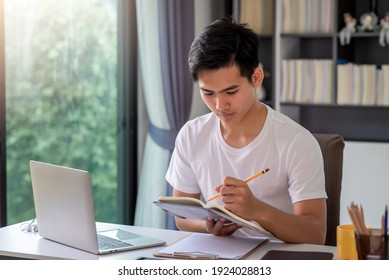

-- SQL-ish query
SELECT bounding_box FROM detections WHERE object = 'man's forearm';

[175,217,208,233]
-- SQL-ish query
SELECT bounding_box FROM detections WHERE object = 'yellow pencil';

[206,168,270,203]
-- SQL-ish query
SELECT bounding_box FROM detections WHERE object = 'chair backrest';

[312,133,345,246]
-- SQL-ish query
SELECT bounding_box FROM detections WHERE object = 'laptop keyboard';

[97,234,134,251]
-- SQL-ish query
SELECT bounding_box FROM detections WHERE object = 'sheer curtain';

[134,0,194,228]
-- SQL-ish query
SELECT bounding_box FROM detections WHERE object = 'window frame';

[117,0,137,225]
[0,0,7,227]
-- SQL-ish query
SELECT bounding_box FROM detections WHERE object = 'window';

[1,0,136,225]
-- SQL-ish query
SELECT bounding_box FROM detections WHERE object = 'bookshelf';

[234,0,389,142]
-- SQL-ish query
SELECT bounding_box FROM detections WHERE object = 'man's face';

[197,64,260,126]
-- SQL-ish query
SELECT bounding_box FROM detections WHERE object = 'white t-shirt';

[166,104,327,214]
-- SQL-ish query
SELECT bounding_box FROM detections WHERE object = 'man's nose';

[216,94,229,110]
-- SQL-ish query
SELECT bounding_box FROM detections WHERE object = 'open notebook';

[30,160,165,255]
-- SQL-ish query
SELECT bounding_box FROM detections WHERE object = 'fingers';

[214,176,247,197]
[223,176,246,187]
[205,217,241,236]
[214,184,222,193]
[219,183,248,203]
[219,178,257,219]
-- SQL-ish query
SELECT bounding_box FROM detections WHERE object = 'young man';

[165,17,327,244]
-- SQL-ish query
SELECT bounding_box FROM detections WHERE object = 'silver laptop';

[29,160,165,255]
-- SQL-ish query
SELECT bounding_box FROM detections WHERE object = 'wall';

[340,141,389,228]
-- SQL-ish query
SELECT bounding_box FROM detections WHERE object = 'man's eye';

[202,92,214,96]
[226,90,238,94]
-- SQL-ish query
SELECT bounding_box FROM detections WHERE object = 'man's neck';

[220,102,267,148]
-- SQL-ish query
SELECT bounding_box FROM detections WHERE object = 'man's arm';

[252,198,327,244]
[218,177,327,244]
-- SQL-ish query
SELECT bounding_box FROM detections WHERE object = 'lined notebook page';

[156,233,268,259]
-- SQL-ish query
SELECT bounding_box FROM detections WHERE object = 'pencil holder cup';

[354,229,389,260]
[337,224,358,260]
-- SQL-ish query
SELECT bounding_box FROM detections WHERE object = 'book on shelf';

[294,59,304,103]
[281,0,334,33]
[289,0,299,33]
[376,67,383,105]
[381,65,389,105]
[281,59,333,104]
[361,64,376,106]
[297,0,306,34]
[240,0,274,34]
[287,59,296,102]
[280,60,289,102]
[281,0,291,33]
[337,63,352,105]
[312,60,323,104]
[336,63,389,106]
[323,59,333,104]
[351,64,362,105]
[320,0,334,33]
[303,60,314,103]
[153,196,272,237]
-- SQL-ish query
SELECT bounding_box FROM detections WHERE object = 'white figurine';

[358,12,379,32]
[379,12,389,47]
[339,13,356,46]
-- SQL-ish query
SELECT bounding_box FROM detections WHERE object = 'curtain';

[134,0,194,228]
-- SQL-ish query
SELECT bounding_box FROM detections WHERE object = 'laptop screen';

[29,160,165,255]
[30,160,101,253]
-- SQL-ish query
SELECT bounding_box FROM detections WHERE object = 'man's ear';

[251,67,264,87]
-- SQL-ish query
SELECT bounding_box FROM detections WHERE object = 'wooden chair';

[312,133,345,246]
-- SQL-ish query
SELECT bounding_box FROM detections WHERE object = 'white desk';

[0,221,336,260]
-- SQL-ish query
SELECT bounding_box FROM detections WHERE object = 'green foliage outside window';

[4,0,119,224]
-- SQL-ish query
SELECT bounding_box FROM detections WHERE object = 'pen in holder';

[348,202,389,260]
[354,229,386,260]
[382,235,388,260]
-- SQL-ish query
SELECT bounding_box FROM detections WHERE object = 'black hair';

[188,16,259,82]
